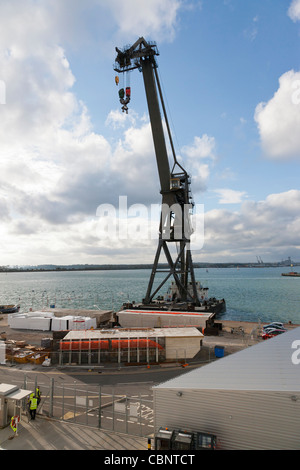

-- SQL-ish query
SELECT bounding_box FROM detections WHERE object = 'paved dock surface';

[0,416,148,450]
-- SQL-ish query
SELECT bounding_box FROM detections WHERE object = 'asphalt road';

[0,362,193,398]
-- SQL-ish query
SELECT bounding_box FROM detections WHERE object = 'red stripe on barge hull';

[122,309,212,316]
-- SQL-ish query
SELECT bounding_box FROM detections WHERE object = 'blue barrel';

[214,345,224,358]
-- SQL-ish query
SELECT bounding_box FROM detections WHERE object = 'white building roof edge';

[154,327,300,392]
[63,327,203,340]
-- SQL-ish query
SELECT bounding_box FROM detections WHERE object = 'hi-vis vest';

[10,416,17,431]
[30,398,38,410]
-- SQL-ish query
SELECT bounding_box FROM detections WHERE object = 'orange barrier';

[111,339,163,350]
[60,339,164,351]
[60,340,109,351]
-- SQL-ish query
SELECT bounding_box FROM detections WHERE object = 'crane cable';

[155,66,195,239]
[154,67,186,175]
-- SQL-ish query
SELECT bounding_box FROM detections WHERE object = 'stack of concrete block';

[8,312,97,332]
[8,313,53,331]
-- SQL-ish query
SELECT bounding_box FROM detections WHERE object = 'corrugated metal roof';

[64,327,203,340]
[154,327,300,392]
[120,309,213,318]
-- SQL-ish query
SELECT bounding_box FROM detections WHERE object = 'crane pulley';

[119,86,131,114]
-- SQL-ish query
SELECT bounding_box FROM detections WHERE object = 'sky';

[0,0,300,266]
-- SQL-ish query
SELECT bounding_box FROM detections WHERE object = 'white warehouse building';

[58,327,203,365]
[153,327,300,450]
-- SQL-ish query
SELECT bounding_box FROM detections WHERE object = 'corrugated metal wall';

[165,337,201,360]
[118,311,208,329]
[154,388,300,450]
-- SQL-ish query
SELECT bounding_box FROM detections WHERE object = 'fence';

[21,375,154,437]
[57,337,166,366]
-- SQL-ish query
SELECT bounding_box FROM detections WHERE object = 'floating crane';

[114,38,222,310]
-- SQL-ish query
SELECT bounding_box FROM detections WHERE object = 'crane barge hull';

[117,301,225,331]
[281,272,300,277]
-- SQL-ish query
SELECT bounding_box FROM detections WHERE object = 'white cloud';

[106,109,138,130]
[106,0,182,42]
[41,0,183,52]
[197,189,300,262]
[254,1,300,159]
[243,16,259,42]
[254,70,300,159]
[64,2,183,50]
[1,0,184,266]
[109,121,160,205]
[181,134,216,160]
[288,0,300,21]
[180,134,216,193]
[213,188,248,204]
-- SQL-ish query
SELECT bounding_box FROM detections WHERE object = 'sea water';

[0,267,299,324]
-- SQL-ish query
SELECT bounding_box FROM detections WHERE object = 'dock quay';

[1,309,299,368]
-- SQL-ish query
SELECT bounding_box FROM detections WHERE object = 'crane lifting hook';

[118,86,131,114]
[115,71,131,113]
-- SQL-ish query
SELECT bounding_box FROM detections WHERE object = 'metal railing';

[21,375,154,437]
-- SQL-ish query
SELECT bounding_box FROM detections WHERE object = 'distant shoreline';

[1,263,299,273]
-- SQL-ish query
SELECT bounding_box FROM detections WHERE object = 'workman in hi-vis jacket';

[36,386,41,405]
[29,396,38,420]
[10,416,18,434]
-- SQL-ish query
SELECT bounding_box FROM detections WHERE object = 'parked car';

[262,328,286,340]
[263,326,287,334]
[263,322,285,330]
